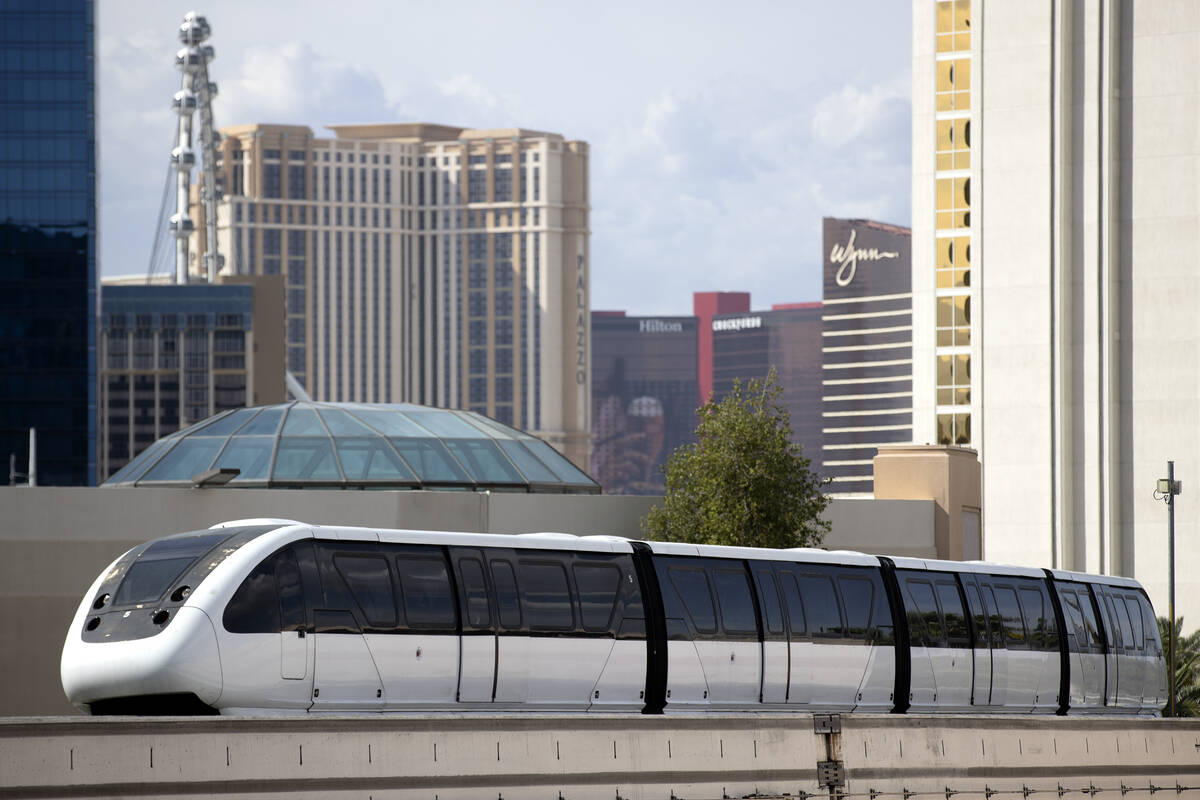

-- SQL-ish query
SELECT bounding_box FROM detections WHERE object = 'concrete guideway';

[1,714,1199,800]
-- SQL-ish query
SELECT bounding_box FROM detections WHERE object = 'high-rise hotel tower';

[914,1,1200,623]
[190,123,591,468]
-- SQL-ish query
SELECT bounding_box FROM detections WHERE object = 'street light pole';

[1157,461,1182,716]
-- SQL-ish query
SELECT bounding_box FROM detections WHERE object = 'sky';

[97,1,911,317]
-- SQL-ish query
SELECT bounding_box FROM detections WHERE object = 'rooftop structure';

[102,401,598,493]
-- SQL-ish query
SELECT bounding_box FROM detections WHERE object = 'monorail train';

[61,519,1167,716]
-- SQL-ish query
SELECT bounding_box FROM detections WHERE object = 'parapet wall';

[1,713,1196,799]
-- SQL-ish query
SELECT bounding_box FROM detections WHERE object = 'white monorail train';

[62,520,1167,715]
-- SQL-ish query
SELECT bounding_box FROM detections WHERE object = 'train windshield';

[113,531,232,605]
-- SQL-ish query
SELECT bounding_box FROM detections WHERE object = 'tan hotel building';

[189,123,591,468]
[913,0,1200,623]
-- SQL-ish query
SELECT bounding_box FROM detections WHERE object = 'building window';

[287,165,306,199]
[935,57,971,112]
[494,167,512,202]
[468,169,486,203]
[263,164,282,198]
[936,0,971,53]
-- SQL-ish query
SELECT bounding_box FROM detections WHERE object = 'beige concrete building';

[913,1,1200,622]
[189,122,591,468]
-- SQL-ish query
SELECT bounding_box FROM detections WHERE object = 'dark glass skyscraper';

[0,0,97,485]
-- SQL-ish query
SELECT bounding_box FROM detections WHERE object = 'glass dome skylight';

[103,402,599,493]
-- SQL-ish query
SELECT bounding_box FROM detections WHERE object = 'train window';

[904,579,943,647]
[491,560,522,629]
[754,568,784,636]
[574,563,622,632]
[839,576,874,640]
[668,567,717,634]
[963,583,988,648]
[335,555,397,628]
[712,569,756,635]
[1078,590,1102,650]
[936,581,969,647]
[981,586,1006,649]
[1120,596,1143,653]
[777,571,807,636]
[1017,586,1049,650]
[458,558,491,628]
[798,574,843,638]
[224,559,281,633]
[1137,595,1159,653]
[275,549,305,631]
[396,555,455,629]
[1060,590,1086,652]
[518,560,574,631]
[992,585,1026,647]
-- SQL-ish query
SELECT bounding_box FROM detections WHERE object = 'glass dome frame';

[103,402,600,494]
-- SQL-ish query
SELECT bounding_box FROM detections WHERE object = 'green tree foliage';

[643,370,829,549]
[1158,616,1200,717]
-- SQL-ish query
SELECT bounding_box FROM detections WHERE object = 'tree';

[1157,616,1200,717]
[643,369,829,549]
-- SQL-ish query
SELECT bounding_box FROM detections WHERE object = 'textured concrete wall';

[1,714,1196,799]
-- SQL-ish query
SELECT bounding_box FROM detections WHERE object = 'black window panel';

[574,563,622,632]
[457,557,491,629]
[712,568,757,635]
[935,580,969,647]
[1121,596,1144,652]
[754,568,785,636]
[1136,593,1160,653]
[334,554,397,628]
[1059,589,1086,653]
[396,554,455,629]
[797,574,844,638]
[964,583,989,649]
[518,560,574,631]
[992,585,1026,648]
[275,549,305,631]
[114,558,195,606]
[223,559,281,633]
[668,566,717,634]
[776,570,807,636]
[1078,589,1103,650]
[904,579,943,647]
[1017,585,1049,650]
[491,559,522,629]
[839,575,874,639]
[1114,594,1136,653]
[980,586,1006,649]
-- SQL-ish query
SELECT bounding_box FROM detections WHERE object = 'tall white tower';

[169,11,221,284]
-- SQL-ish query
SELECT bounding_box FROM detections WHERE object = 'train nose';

[61,606,223,712]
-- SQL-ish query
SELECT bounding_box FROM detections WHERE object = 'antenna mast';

[170,12,222,284]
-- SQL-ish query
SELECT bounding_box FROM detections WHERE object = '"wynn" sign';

[829,229,900,287]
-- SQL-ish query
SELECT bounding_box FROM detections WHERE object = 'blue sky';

[98,1,911,316]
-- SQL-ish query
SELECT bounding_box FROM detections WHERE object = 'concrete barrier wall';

[0,714,1197,799]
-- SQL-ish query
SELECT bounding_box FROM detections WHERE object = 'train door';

[775,568,813,706]
[797,571,856,709]
[700,565,761,707]
[932,577,973,710]
[753,566,789,704]
[275,548,309,681]
[377,548,459,710]
[656,559,712,707]
[990,583,1035,711]
[1117,593,1147,708]
[898,574,939,709]
[1056,585,1103,708]
[961,577,994,706]
[1016,583,1059,712]
[1094,587,1121,707]
[839,571,894,711]
[310,545,386,711]
[453,552,496,703]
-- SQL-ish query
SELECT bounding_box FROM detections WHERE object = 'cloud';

[436,75,499,111]
[811,80,910,150]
